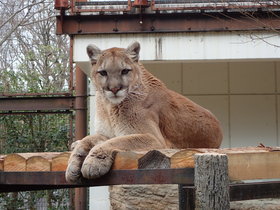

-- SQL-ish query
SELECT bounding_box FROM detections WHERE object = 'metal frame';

[179,181,280,209]
[0,168,194,192]
[0,96,75,113]
[1,169,280,210]
[56,11,280,35]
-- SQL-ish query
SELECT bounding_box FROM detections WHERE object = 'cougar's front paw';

[81,149,114,179]
[65,144,90,183]
[70,140,81,151]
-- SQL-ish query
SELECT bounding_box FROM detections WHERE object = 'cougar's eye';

[121,69,131,75]
[97,70,107,76]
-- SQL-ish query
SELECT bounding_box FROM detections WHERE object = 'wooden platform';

[1,147,280,209]
[1,147,280,181]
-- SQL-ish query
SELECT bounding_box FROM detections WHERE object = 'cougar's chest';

[94,104,139,138]
[108,106,133,135]
[94,112,115,138]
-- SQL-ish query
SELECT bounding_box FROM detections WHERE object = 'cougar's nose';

[109,86,122,94]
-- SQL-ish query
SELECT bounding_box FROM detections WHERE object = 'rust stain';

[155,37,162,60]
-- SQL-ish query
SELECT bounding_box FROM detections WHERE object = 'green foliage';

[0,114,70,154]
[0,189,71,209]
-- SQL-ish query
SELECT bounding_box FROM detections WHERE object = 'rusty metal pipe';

[74,67,88,210]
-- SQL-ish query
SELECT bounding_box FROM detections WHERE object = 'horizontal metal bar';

[0,92,72,97]
[181,181,280,203]
[230,181,280,201]
[153,0,276,3]
[56,12,280,35]
[0,168,194,192]
[75,1,129,6]
[0,185,74,193]
[0,96,77,112]
[0,111,72,115]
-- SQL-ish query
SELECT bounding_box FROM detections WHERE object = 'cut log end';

[138,150,171,169]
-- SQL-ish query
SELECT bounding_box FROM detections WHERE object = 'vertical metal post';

[74,66,88,210]
[178,185,195,210]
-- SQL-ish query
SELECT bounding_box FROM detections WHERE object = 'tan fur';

[66,42,223,182]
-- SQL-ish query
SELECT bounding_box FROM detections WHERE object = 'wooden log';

[52,152,71,171]
[0,155,5,171]
[4,154,26,171]
[138,149,178,169]
[139,150,170,169]
[171,149,203,168]
[135,147,273,170]
[228,151,280,181]
[3,152,61,172]
[26,156,51,171]
[112,151,144,170]
[194,153,230,210]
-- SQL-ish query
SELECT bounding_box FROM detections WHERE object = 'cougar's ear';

[87,44,101,65]
[126,41,140,62]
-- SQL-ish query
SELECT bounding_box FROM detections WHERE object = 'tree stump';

[194,153,230,210]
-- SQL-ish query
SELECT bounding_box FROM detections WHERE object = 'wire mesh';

[151,0,280,10]
[0,189,74,210]
[68,0,280,13]
[0,113,74,210]
[0,113,73,153]
[71,0,132,13]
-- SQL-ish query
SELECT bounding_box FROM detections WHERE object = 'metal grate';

[0,112,74,209]
[71,0,132,13]
[151,0,280,10]
[68,0,280,13]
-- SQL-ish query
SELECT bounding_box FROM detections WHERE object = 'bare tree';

[0,0,49,46]
[0,0,69,94]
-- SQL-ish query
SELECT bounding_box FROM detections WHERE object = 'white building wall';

[74,31,280,73]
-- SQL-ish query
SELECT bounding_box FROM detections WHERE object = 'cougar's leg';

[81,133,164,179]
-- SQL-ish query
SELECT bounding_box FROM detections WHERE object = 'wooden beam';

[1,152,69,172]
[228,151,280,181]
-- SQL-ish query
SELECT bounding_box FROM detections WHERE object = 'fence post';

[194,153,230,210]
[74,66,88,210]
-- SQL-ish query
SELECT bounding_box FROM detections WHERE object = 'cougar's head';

[87,42,141,105]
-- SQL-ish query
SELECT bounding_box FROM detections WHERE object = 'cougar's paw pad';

[81,151,114,179]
